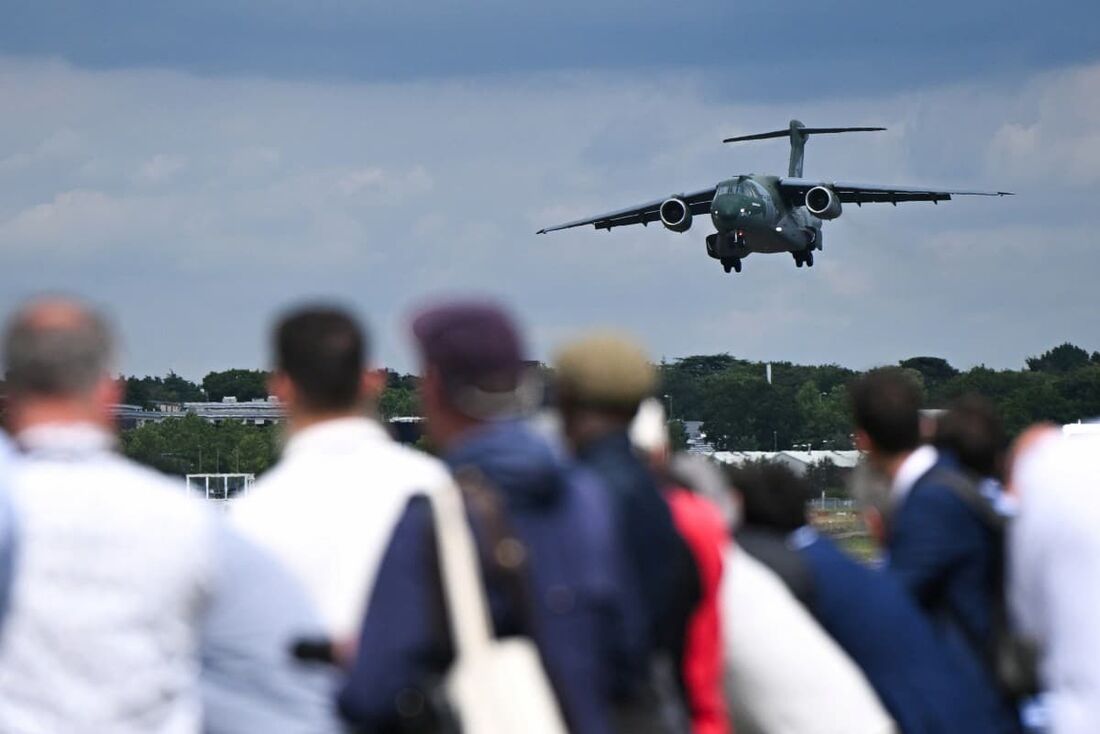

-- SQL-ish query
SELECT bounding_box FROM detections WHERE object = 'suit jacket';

[888,454,999,656]
[793,528,1014,734]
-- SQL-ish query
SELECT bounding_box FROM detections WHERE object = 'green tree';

[899,357,959,391]
[384,370,419,391]
[202,369,270,402]
[804,458,850,498]
[122,371,204,407]
[120,414,280,477]
[667,419,689,452]
[1026,343,1091,374]
[379,387,419,419]
[796,382,851,449]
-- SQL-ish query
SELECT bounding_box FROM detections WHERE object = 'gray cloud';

[2,0,1097,101]
[0,57,1097,379]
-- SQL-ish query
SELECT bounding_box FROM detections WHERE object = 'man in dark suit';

[849,369,1018,732]
[733,462,1012,734]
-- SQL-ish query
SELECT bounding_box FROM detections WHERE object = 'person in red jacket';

[632,398,732,734]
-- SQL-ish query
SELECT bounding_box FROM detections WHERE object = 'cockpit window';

[737,179,765,201]
[716,182,734,195]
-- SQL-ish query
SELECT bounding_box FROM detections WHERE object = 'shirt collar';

[282,416,390,458]
[15,422,117,459]
[891,445,939,505]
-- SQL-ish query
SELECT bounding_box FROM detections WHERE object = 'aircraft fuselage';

[707,175,820,259]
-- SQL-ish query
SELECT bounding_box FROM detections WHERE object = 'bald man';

[0,298,339,734]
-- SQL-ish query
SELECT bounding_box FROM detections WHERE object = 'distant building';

[112,397,421,440]
[113,396,285,427]
[388,416,424,445]
[181,397,284,425]
[711,449,862,477]
[1063,421,1100,439]
[682,420,715,454]
[113,404,154,431]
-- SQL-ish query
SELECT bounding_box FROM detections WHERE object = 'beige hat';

[553,332,657,409]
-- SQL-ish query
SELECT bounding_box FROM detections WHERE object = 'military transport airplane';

[538,120,1012,274]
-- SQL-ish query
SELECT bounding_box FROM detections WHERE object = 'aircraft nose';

[711,195,745,224]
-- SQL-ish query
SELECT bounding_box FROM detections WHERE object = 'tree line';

[120,368,421,417]
[659,342,1100,451]
[108,342,1100,475]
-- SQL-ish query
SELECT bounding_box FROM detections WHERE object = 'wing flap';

[778,177,1012,205]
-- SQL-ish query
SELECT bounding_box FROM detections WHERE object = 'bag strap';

[428,478,496,658]
[452,466,539,640]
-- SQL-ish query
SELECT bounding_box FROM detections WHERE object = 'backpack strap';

[922,466,1006,531]
[451,466,540,640]
[451,466,578,731]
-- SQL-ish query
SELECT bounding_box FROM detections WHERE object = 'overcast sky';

[2,1,1098,378]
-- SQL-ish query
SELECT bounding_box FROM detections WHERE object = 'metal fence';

[186,473,255,510]
[808,497,856,512]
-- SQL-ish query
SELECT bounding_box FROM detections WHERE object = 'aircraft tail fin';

[723,120,886,177]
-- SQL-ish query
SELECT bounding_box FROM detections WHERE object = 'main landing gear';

[792,250,814,268]
[721,258,742,274]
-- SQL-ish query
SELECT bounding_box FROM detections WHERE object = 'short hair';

[274,306,368,412]
[849,368,923,454]
[3,299,114,398]
[726,462,812,533]
[934,394,1008,479]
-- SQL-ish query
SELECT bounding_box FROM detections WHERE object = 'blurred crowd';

[0,295,1096,734]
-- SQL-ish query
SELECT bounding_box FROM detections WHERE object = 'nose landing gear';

[721,258,742,274]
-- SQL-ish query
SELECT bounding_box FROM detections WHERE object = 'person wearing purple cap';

[338,300,647,734]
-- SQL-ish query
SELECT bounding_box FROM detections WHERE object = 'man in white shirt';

[231,305,450,642]
[1010,428,1100,734]
[0,297,336,734]
[0,432,15,635]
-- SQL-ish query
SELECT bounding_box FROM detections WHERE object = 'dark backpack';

[924,467,1040,702]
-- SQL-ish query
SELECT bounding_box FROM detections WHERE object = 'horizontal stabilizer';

[724,120,887,177]
[723,126,885,143]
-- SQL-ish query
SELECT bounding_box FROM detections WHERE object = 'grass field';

[810,509,880,563]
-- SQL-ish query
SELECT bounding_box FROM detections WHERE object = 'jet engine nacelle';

[659,197,693,232]
[805,186,842,220]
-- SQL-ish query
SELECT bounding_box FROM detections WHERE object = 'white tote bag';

[429,479,570,734]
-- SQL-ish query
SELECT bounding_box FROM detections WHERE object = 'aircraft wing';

[537,187,716,233]
[778,178,1013,204]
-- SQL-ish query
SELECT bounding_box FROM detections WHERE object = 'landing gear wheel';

[732,258,742,273]
[721,257,739,274]
[805,251,814,267]
[793,252,804,268]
